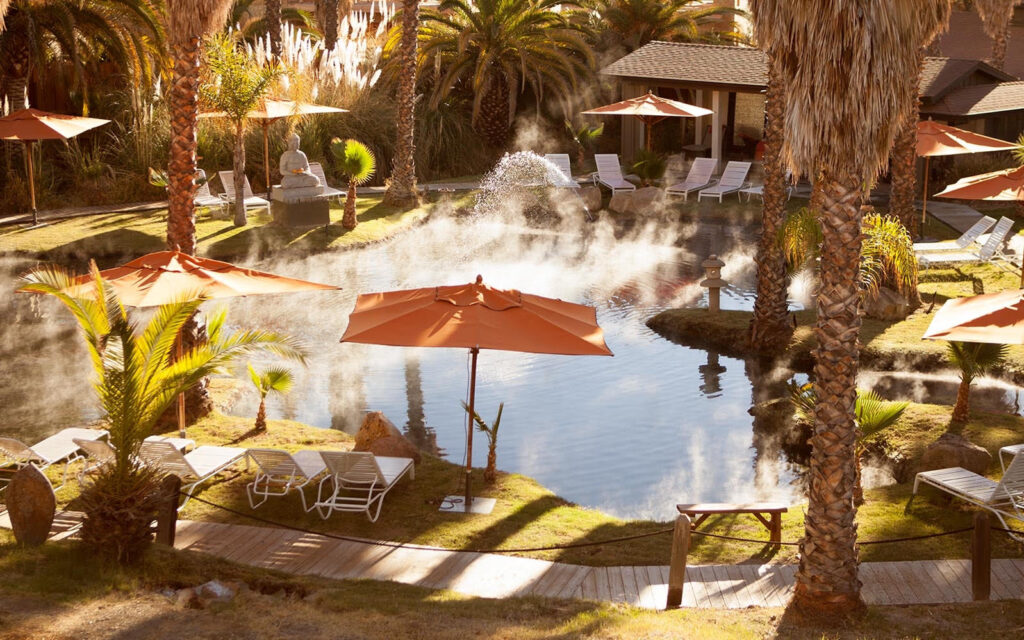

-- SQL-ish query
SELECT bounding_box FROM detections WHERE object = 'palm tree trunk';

[991,22,1009,70]
[794,171,865,616]
[255,397,267,431]
[952,377,971,423]
[484,446,497,484]
[266,0,282,60]
[318,0,339,52]
[233,120,247,227]
[383,0,420,208]
[749,55,793,354]
[6,74,27,111]
[890,49,925,239]
[167,36,201,254]
[477,75,511,148]
[343,182,358,229]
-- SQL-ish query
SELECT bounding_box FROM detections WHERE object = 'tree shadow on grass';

[44,229,166,263]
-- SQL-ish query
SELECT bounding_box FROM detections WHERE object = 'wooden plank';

[883,563,921,604]
[558,566,591,600]
[709,564,742,609]
[934,559,971,602]
[758,566,789,607]
[528,563,576,599]
[858,564,890,606]
[306,540,362,577]
[619,566,642,606]
[171,521,212,550]
[257,530,308,569]
[866,563,906,605]
[607,566,629,603]
[594,567,611,602]
[417,551,478,590]
[990,559,1021,600]
[271,533,334,573]
[917,561,958,603]
[579,569,599,601]
[224,526,287,565]
[688,565,715,609]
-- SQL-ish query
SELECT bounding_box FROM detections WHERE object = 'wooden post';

[769,512,782,547]
[971,511,991,601]
[155,474,181,547]
[666,514,691,609]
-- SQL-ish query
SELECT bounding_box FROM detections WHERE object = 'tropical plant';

[247,364,294,431]
[18,263,307,563]
[748,52,792,353]
[751,0,951,615]
[629,148,666,186]
[593,0,745,53]
[414,0,594,148]
[975,0,1018,70]
[947,341,1009,423]
[331,137,376,229]
[200,33,283,227]
[462,401,504,484]
[225,0,315,48]
[565,119,603,168]
[383,0,420,207]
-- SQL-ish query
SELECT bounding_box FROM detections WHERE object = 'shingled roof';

[922,81,1024,117]
[919,57,1014,99]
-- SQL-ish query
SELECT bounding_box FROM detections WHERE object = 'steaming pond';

[3,207,1020,521]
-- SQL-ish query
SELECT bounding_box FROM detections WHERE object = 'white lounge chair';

[666,158,718,201]
[194,169,225,212]
[913,216,997,254]
[593,154,636,194]
[217,170,270,213]
[697,161,752,202]
[308,162,345,203]
[0,428,108,491]
[246,448,327,511]
[543,154,579,188]
[313,451,414,522]
[74,435,195,482]
[917,216,1014,267]
[139,441,246,509]
[909,451,1024,541]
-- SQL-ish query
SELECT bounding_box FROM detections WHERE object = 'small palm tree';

[18,263,307,563]
[248,364,294,431]
[947,341,1009,423]
[331,137,376,230]
[565,119,603,168]
[629,149,666,187]
[462,401,503,484]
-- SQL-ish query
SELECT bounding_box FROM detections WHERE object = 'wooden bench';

[676,502,788,546]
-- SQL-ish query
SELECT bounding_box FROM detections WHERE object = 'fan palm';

[383,0,420,208]
[414,0,593,148]
[750,0,951,615]
[248,365,294,431]
[200,33,283,227]
[593,0,745,53]
[975,0,1018,70]
[947,341,1009,423]
[331,137,376,230]
[18,263,307,563]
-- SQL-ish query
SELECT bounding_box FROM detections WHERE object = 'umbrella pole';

[263,121,271,199]
[465,347,479,509]
[177,339,186,439]
[26,141,38,226]
[921,156,930,230]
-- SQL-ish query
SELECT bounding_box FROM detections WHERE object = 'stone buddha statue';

[279,133,321,190]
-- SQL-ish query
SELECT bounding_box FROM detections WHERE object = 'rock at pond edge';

[7,465,56,547]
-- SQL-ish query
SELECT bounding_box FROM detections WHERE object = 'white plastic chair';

[308,162,345,204]
[246,448,327,511]
[139,441,245,509]
[0,428,108,491]
[194,169,225,211]
[313,451,414,522]
[217,170,270,212]
[543,154,579,188]
[917,216,1014,267]
[697,161,752,202]
[74,435,194,482]
[913,216,997,254]
[593,154,636,194]
[666,158,717,201]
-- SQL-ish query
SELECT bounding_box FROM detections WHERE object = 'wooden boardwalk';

[5,513,1023,608]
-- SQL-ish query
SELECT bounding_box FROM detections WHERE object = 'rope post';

[971,511,991,601]
[155,474,181,547]
[666,514,691,609]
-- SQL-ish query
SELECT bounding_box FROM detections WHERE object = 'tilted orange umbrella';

[65,251,340,435]
[935,165,1024,202]
[341,275,612,510]
[0,108,110,225]
[916,121,1016,225]
[581,92,712,151]
[923,289,1024,344]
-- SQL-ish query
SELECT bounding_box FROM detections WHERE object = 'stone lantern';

[700,254,727,313]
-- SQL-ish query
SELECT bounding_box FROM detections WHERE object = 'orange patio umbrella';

[923,288,1024,344]
[201,98,348,196]
[0,108,110,226]
[581,92,712,151]
[916,121,1016,225]
[935,164,1024,202]
[64,250,340,436]
[340,275,613,510]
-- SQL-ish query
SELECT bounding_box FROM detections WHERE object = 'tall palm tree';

[383,0,420,207]
[888,48,927,239]
[417,0,593,148]
[593,0,744,53]
[750,0,951,616]
[748,53,792,353]
[265,0,282,58]
[316,0,338,52]
[975,0,1018,70]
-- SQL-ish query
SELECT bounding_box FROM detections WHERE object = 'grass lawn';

[2,530,1024,639]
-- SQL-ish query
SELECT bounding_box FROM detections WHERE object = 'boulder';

[353,412,421,463]
[627,187,666,215]
[6,465,56,547]
[918,432,992,476]
[863,286,910,321]
[608,192,632,214]
[578,185,602,211]
[198,580,238,604]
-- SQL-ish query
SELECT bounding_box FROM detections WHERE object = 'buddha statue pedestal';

[271,185,330,227]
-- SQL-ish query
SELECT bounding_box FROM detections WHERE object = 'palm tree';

[18,263,307,563]
[316,0,338,52]
[750,0,952,616]
[417,0,593,148]
[948,341,1008,423]
[265,0,281,58]
[248,364,294,431]
[593,0,744,53]
[383,0,420,208]
[975,0,1018,70]
[200,33,283,227]
[748,53,792,354]
[463,401,504,484]
[226,0,315,46]
[565,119,603,168]
[331,137,376,230]
[888,48,927,238]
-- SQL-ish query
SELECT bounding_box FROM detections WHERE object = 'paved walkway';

[3,511,1023,609]
[0,200,167,226]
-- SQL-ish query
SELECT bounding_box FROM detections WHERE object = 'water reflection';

[698,351,727,397]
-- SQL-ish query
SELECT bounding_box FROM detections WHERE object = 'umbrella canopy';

[65,250,339,307]
[581,92,712,151]
[935,165,1024,202]
[341,275,612,509]
[0,108,110,225]
[923,289,1024,344]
